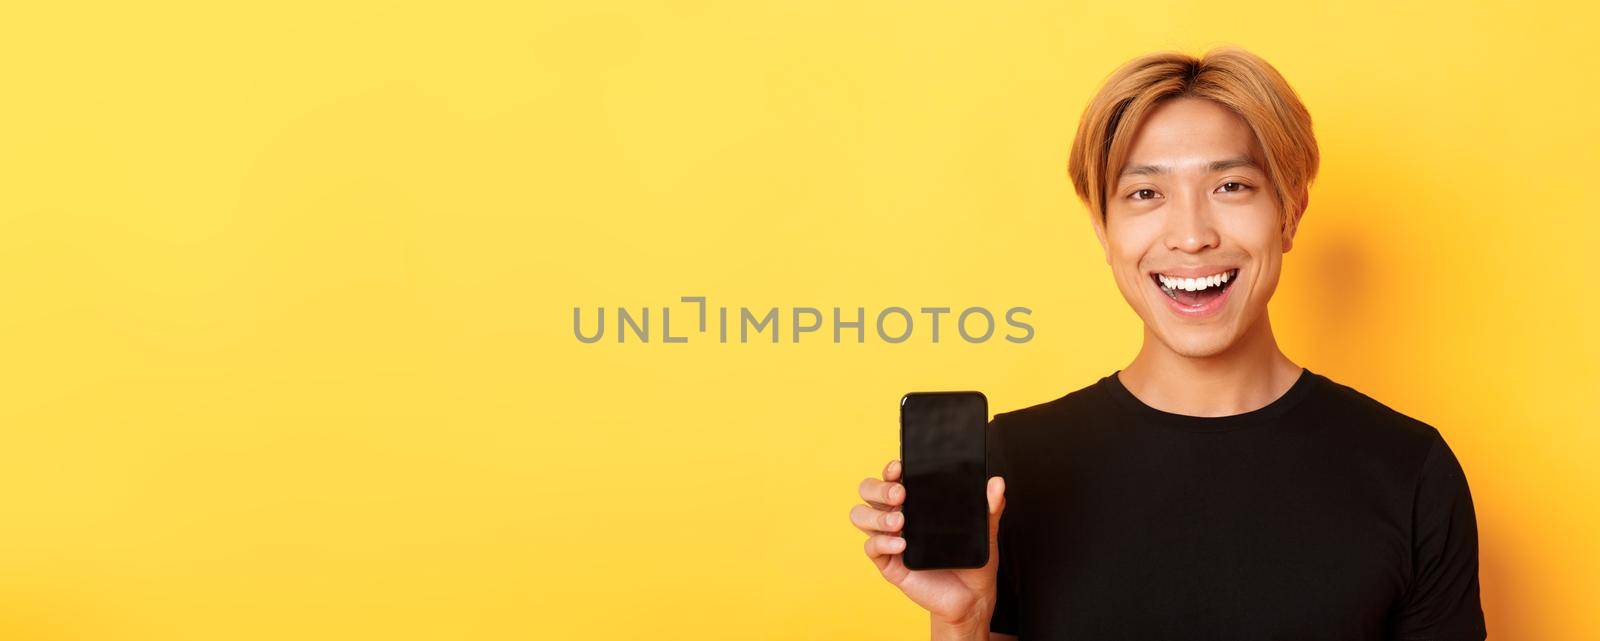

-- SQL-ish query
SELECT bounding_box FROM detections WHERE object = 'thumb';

[986,476,1006,546]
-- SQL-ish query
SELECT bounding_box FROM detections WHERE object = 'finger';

[849,503,903,534]
[988,476,1006,516]
[863,533,906,570]
[987,476,1007,551]
[882,459,902,482]
[877,549,911,586]
[858,476,905,510]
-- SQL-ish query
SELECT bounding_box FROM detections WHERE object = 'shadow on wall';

[1282,144,1519,638]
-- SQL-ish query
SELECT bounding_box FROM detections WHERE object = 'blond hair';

[1068,47,1319,241]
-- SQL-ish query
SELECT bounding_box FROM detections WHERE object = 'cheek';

[1105,216,1161,265]
[1228,198,1283,240]
[1218,208,1282,254]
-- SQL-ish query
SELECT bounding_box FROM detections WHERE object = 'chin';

[1153,325,1240,358]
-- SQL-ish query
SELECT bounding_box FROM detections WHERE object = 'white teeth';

[1157,269,1237,292]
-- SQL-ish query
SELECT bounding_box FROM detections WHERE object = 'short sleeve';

[985,415,1021,635]
[1392,433,1487,640]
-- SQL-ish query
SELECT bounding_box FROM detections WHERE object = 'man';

[849,47,1486,640]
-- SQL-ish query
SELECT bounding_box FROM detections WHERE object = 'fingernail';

[892,538,905,550]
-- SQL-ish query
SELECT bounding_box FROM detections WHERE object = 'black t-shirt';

[985,368,1486,640]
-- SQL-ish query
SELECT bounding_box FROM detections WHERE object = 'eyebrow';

[1120,156,1259,178]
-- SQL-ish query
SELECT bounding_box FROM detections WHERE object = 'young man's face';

[1093,97,1295,358]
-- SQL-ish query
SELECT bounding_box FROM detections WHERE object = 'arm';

[1390,432,1487,640]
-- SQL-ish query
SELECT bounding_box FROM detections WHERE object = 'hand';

[851,459,1007,628]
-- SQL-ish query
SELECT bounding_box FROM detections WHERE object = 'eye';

[1130,188,1159,201]
[1217,181,1251,194]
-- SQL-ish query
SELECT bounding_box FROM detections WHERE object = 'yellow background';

[2,1,1595,638]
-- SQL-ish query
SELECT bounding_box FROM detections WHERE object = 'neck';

[1117,312,1302,417]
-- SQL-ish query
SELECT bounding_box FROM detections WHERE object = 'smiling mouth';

[1149,268,1240,307]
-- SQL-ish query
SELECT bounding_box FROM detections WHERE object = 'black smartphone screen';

[899,391,988,570]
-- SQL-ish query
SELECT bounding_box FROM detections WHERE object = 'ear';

[1091,211,1111,264]
[1282,193,1308,254]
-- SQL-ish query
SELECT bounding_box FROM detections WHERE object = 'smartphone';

[898,391,989,570]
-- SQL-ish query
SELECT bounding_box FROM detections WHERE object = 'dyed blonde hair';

[1067,47,1319,241]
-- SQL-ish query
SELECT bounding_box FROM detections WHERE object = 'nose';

[1163,189,1221,253]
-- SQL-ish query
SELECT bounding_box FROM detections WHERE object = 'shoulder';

[992,377,1110,432]
[1307,373,1441,442]
[985,377,1109,483]
[986,377,1117,464]
[1300,372,1460,481]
